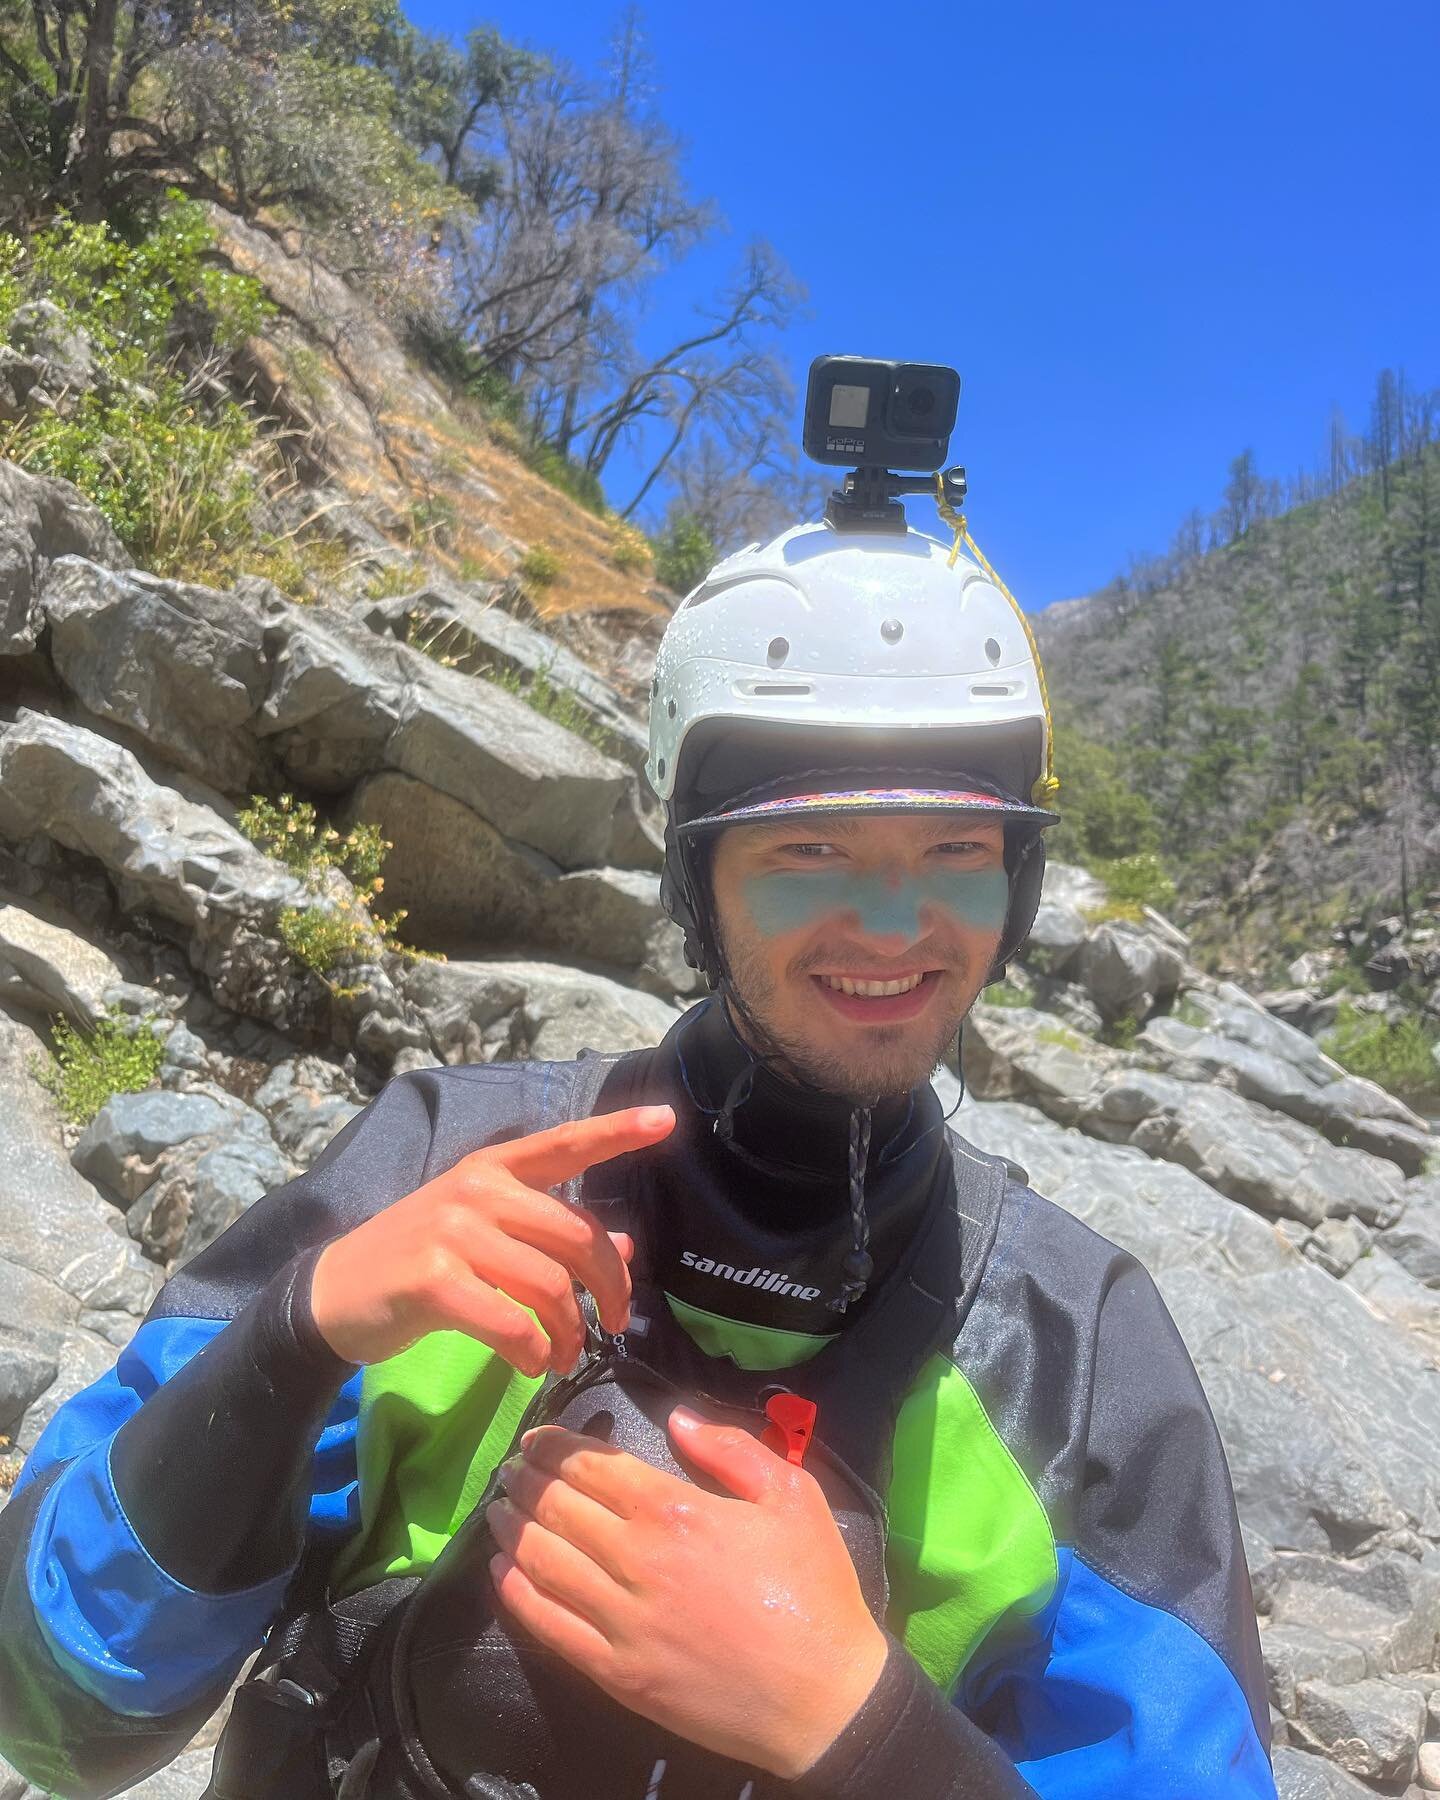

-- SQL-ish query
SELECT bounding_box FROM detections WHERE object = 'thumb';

[668,1406,782,1504]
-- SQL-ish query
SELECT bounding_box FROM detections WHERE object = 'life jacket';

[205,1053,1006,1800]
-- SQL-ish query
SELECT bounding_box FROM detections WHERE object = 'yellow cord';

[934,473,1060,805]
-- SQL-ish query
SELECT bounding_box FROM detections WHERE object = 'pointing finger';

[483,1106,675,1191]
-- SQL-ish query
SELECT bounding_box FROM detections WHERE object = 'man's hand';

[308,1106,676,1369]
[486,1408,889,1779]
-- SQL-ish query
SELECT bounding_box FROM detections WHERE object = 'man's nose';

[847,870,928,952]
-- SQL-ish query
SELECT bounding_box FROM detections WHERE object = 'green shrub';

[238,794,431,979]
[652,513,716,595]
[1085,851,1179,923]
[17,379,259,575]
[1036,1024,1087,1052]
[0,198,273,571]
[982,979,1033,1009]
[236,794,387,889]
[31,1007,164,1126]
[1321,1002,1440,1106]
[277,904,375,976]
[484,661,614,755]
[518,543,562,589]
[522,442,606,514]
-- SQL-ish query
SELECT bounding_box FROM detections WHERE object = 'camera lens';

[905,387,936,419]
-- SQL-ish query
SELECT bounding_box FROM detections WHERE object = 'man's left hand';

[486,1406,889,1779]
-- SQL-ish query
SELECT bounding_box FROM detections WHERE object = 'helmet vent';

[767,636,790,665]
[985,637,1002,665]
[749,682,812,697]
[970,682,1017,698]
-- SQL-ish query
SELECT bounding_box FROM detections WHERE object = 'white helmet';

[648,521,1059,982]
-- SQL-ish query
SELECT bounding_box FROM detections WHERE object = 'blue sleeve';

[961,1548,1276,1798]
[15,1308,360,1717]
[1,1251,359,1798]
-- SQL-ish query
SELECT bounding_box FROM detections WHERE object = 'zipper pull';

[761,1391,818,1467]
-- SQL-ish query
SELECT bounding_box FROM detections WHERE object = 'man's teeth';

[820,973,925,998]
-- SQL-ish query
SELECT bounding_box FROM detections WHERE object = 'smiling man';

[0,526,1275,1800]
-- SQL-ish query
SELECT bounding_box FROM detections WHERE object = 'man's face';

[708,810,1008,1103]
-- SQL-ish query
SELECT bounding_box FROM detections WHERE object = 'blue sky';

[405,0,1439,610]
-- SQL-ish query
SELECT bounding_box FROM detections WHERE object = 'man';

[0,522,1275,1798]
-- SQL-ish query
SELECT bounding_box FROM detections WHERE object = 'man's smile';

[809,969,944,1023]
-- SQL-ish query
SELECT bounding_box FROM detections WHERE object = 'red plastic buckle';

[761,1392,818,1467]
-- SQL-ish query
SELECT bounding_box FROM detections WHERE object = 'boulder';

[1304,1218,1372,1279]
[1270,1555,1440,1678]
[1343,1249,1440,1360]
[0,710,307,934]
[0,460,123,656]
[960,1102,1440,1558]
[966,1009,1407,1231]
[72,1089,237,1205]
[1019,898,1089,978]
[1272,1744,1400,1796]
[0,1012,155,1443]
[129,1134,293,1269]
[363,585,649,766]
[398,957,680,1065]
[344,769,554,945]
[1038,859,1107,913]
[1382,1183,1440,1288]
[252,1056,364,1166]
[260,601,643,871]
[1263,1622,1368,1716]
[1073,920,1184,1023]
[39,560,270,792]
[1291,1676,1426,1784]
[13,1325,120,1455]
[0,893,128,1026]
[1138,992,1433,1175]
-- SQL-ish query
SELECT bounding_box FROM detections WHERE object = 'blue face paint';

[742,866,1009,940]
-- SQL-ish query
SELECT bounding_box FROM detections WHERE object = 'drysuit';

[0,1000,1275,1797]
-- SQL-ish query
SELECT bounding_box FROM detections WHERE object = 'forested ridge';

[1039,420,1440,980]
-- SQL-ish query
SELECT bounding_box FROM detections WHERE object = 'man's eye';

[935,840,990,857]
[783,842,839,859]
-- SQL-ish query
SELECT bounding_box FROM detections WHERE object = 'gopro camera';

[803,355,961,472]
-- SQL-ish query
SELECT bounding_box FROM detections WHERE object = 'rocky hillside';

[1035,451,1440,989]
[1,460,1439,1798]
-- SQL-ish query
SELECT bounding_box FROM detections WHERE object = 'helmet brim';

[679,782,1058,837]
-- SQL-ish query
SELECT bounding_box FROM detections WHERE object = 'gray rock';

[1343,1249,1440,1360]
[1382,1184,1440,1288]
[39,560,268,792]
[1038,859,1107,913]
[0,893,128,1026]
[160,1025,210,1079]
[1304,1218,1371,1279]
[1074,920,1184,1023]
[1292,1675,1425,1783]
[0,1012,156,1326]
[252,1056,364,1165]
[1264,1622,1369,1716]
[1270,1555,1440,1677]
[260,601,642,871]
[960,1102,1440,1557]
[0,710,307,934]
[14,1325,120,1454]
[0,1258,64,1433]
[399,957,680,1065]
[1272,1744,1387,1796]
[1138,996,1433,1175]
[1019,898,1090,978]
[363,585,648,767]
[129,1135,293,1269]
[965,1009,1408,1230]
[0,460,123,656]
[73,1090,234,1204]
[343,768,554,945]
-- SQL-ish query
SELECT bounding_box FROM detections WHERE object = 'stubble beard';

[718,927,974,1105]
